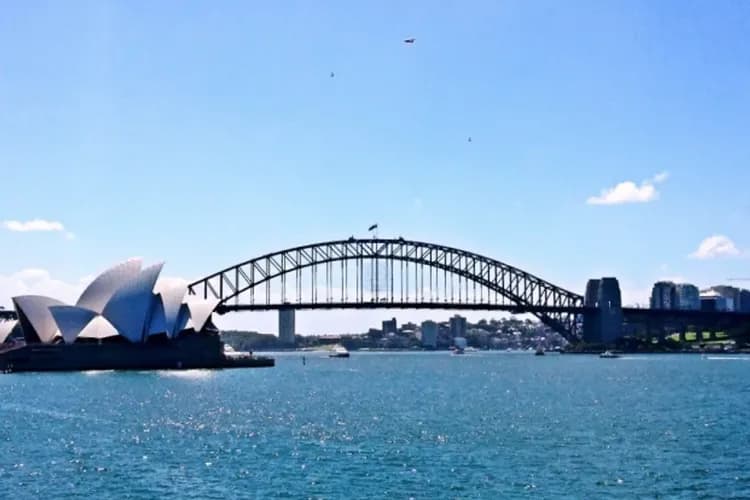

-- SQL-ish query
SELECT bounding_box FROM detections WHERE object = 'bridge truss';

[188,238,586,341]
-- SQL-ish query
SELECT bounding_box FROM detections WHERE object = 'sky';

[1,1,748,334]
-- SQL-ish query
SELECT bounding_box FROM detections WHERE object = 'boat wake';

[83,369,115,376]
[158,369,215,379]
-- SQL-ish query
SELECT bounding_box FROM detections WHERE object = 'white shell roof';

[76,258,142,313]
[49,306,98,344]
[173,303,191,337]
[12,295,66,343]
[158,284,187,337]
[8,260,207,344]
[147,296,168,336]
[0,320,18,343]
[186,299,219,332]
[102,263,164,343]
[78,315,119,339]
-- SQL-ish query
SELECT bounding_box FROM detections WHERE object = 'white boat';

[453,337,467,355]
[599,350,620,359]
[329,345,350,358]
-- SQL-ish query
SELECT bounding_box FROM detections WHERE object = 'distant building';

[279,308,295,345]
[419,320,438,349]
[449,315,467,338]
[650,281,677,309]
[367,328,383,338]
[740,290,750,313]
[675,284,700,310]
[704,286,740,312]
[700,290,731,312]
[382,318,398,335]
[402,322,418,332]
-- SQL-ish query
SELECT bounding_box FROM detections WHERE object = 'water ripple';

[0,353,748,498]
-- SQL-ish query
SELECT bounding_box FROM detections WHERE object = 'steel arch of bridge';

[188,238,586,340]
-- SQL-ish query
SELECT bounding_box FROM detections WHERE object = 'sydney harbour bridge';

[185,238,750,344]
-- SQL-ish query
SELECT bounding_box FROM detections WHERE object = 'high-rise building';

[449,315,467,339]
[279,308,295,345]
[419,320,438,349]
[650,282,677,309]
[740,290,750,313]
[382,318,397,335]
[700,290,731,312]
[675,284,700,310]
[704,286,741,312]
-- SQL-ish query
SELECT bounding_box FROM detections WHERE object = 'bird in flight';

[404,38,416,44]
[468,137,472,143]
[330,72,335,78]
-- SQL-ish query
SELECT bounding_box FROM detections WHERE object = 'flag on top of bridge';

[368,224,378,231]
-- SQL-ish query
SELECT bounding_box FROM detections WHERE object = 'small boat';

[453,337,467,355]
[451,346,465,355]
[535,346,545,356]
[599,350,620,359]
[329,345,350,358]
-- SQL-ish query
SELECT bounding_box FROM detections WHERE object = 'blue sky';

[1,1,748,332]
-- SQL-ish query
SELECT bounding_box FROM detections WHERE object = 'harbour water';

[1,352,749,499]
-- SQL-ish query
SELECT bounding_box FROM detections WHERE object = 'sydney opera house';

[0,259,273,372]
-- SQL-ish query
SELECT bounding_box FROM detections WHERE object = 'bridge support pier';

[279,308,296,346]
[583,278,623,344]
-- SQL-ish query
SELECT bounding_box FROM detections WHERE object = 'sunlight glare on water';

[1,352,748,499]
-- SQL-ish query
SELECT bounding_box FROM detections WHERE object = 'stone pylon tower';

[583,277,623,344]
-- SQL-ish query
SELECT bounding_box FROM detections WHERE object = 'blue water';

[1,352,749,499]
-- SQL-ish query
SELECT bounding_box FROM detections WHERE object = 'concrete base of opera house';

[0,332,274,373]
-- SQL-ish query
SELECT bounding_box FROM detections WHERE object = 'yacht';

[599,350,620,359]
[329,345,350,358]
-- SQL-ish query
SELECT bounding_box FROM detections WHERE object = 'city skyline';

[1,1,749,333]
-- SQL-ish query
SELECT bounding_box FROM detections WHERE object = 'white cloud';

[586,171,669,205]
[652,171,669,183]
[2,219,73,240]
[689,235,741,260]
[3,219,64,232]
[0,268,85,307]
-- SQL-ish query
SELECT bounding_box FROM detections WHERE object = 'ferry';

[329,345,350,358]
[599,350,620,359]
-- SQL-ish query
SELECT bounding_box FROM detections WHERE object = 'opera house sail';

[0,259,273,372]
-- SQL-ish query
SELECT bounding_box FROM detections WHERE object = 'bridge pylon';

[583,277,623,344]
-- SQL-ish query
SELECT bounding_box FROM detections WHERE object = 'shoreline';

[252,347,750,355]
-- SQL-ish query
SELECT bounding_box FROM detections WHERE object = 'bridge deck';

[217,302,590,314]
